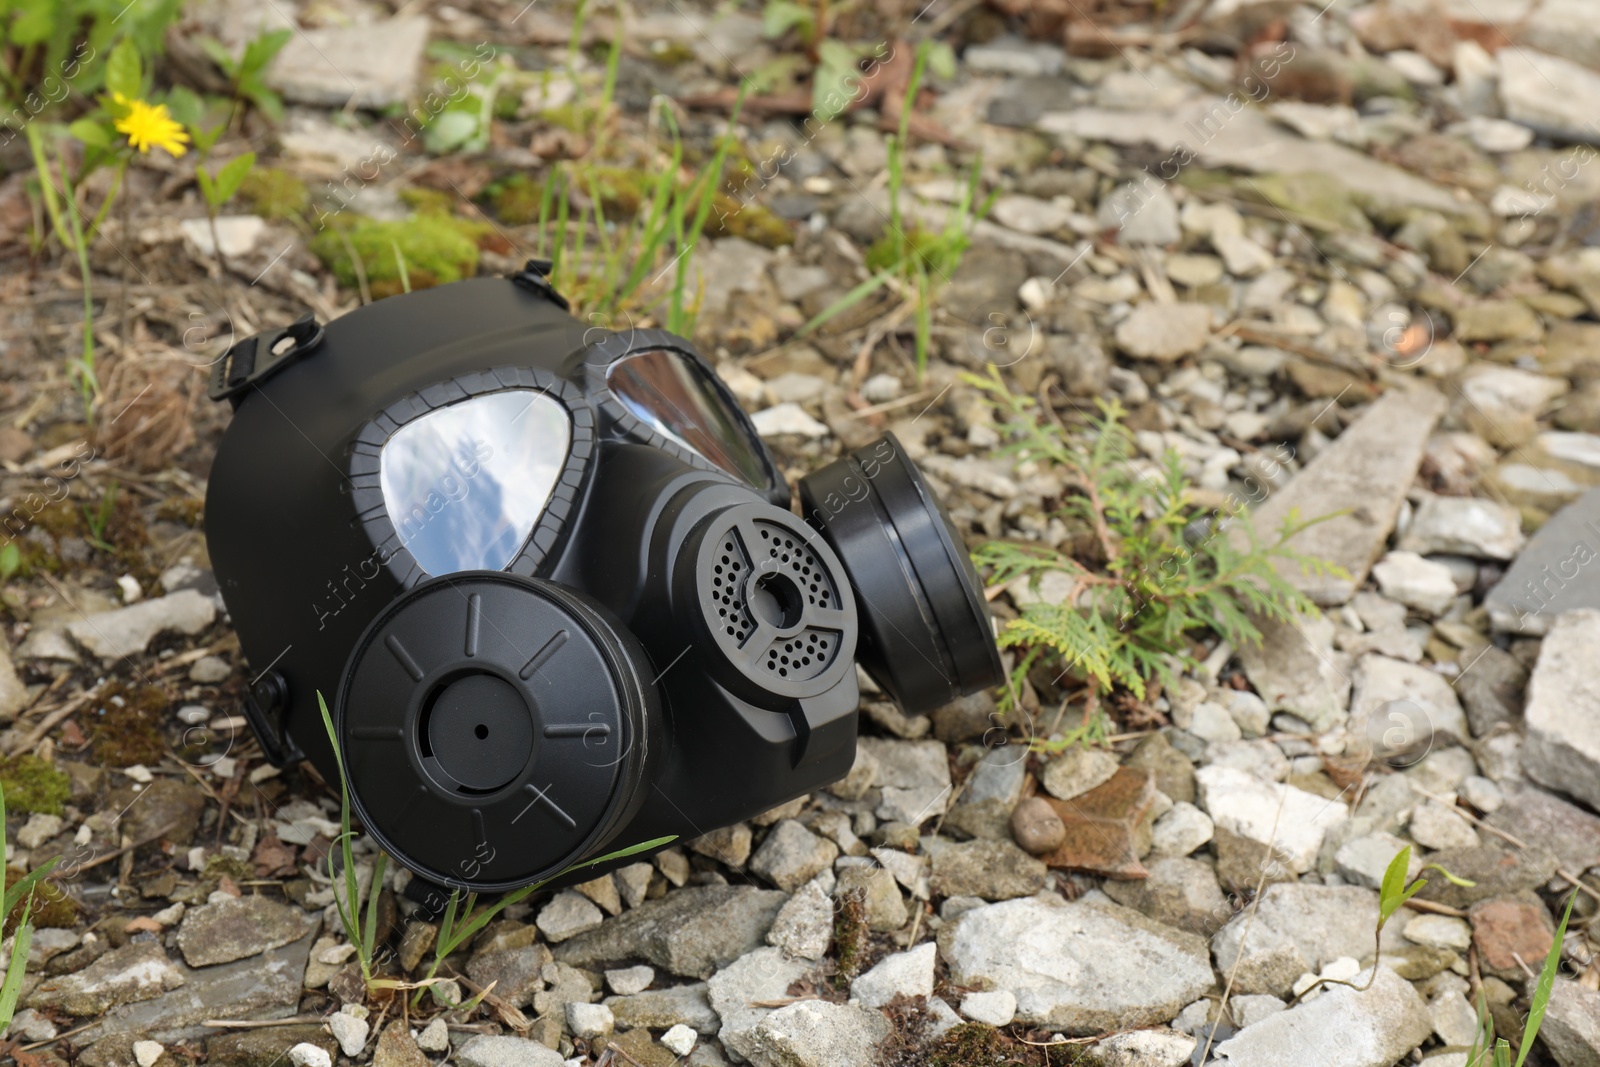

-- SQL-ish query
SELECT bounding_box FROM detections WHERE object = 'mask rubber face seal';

[335,571,655,890]
[797,433,1004,715]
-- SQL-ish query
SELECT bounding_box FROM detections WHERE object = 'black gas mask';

[204,263,1002,893]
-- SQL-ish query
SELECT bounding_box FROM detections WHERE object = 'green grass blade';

[0,898,34,1035]
[796,272,891,337]
[3,856,59,918]
[1514,891,1577,1067]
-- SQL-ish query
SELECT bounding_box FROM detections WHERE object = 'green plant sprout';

[0,780,61,1037]
[318,693,390,994]
[1467,890,1577,1067]
[965,369,1344,747]
[198,27,291,122]
[81,481,118,552]
[195,149,258,276]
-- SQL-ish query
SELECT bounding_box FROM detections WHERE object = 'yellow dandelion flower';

[112,93,189,157]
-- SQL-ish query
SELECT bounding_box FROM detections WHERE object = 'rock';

[268,17,431,109]
[1235,388,1446,605]
[1408,800,1481,850]
[1102,856,1232,938]
[175,895,317,967]
[766,880,832,959]
[938,896,1214,1034]
[65,589,216,660]
[1231,995,1287,1029]
[28,942,186,1015]
[17,813,62,849]
[1486,487,1600,633]
[1542,980,1600,1067]
[1186,702,1243,744]
[456,1035,566,1067]
[1372,552,1458,615]
[749,821,838,892]
[606,982,720,1035]
[554,885,786,979]
[417,1019,450,1053]
[1470,894,1553,979]
[567,1002,615,1040]
[606,965,654,997]
[537,891,604,943]
[1217,690,1272,738]
[1454,367,1568,448]
[857,738,951,825]
[1088,1030,1198,1067]
[132,1040,163,1067]
[1454,643,1527,735]
[1151,802,1214,857]
[211,1027,336,1067]
[1195,766,1348,875]
[1040,746,1119,800]
[1522,609,1600,810]
[0,646,29,721]
[1114,303,1213,362]
[961,990,1017,1026]
[851,942,935,1009]
[744,999,891,1067]
[1211,965,1431,1067]
[1401,493,1525,560]
[1487,783,1600,874]
[328,1012,369,1058]
[1126,732,1195,804]
[1010,796,1066,855]
[1334,831,1416,889]
[965,36,1064,77]
[289,1045,331,1067]
[179,216,265,260]
[615,863,654,908]
[962,747,1028,806]
[190,655,231,683]
[835,865,908,931]
[1211,884,1392,998]
[466,945,552,1008]
[707,948,814,1060]
[1348,654,1470,751]
[1236,612,1351,731]
[372,1023,427,1067]
[1037,766,1158,879]
[1498,48,1600,144]
[751,403,828,439]
[1452,300,1543,344]
[1098,182,1182,246]
[993,194,1072,236]
[660,1024,697,1057]
[929,839,1045,901]
[1414,846,1559,909]
[1404,914,1473,952]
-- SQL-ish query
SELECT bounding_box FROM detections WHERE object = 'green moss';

[709,194,793,248]
[398,187,457,217]
[5,868,80,932]
[1240,172,1372,234]
[0,755,71,816]
[310,214,486,299]
[239,167,310,220]
[832,887,868,989]
[488,173,545,226]
[89,684,169,768]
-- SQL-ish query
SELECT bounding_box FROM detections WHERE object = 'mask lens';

[606,349,771,489]
[379,390,570,575]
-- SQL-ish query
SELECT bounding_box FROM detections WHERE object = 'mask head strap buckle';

[208,312,325,408]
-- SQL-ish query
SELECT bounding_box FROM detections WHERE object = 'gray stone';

[616,863,654,908]
[687,823,753,869]
[1403,913,1473,952]
[1372,551,1458,616]
[766,880,832,960]
[1236,612,1351,731]
[1400,494,1525,561]
[554,885,786,978]
[1195,766,1349,875]
[661,1025,698,1058]
[606,982,720,1035]
[537,891,604,943]
[706,948,813,1061]
[605,965,654,997]
[268,17,431,109]
[175,895,317,967]
[1334,831,1416,890]
[1098,182,1182,246]
[1231,995,1287,1029]
[1114,303,1213,363]
[929,838,1046,901]
[963,747,1028,806]
[28,942,186,1016]
[1211,965,1431,1067]
[1498,48,1600,144]
[456,1035,566,1067]
[1542,980,1600,1067]
[1040,746,1119,801]
[1408,800,1481,851]
[965,36,1064,78]
[1102,856,1232,938]
[834,865,907,931]
[1455,643,1527,736]
[938,896,1214,1034]
[328,1012,368,1058]
[1523,609,1600,810]
[0,646,28,721]
[749,821,838,892]
[961,990,1017,1026]
[1236,388,1447,605]
[417,1019,450,1052]
[1415,845,1560,909]
[65,589,216,660]
[466,944,552,1008]
[851,942,935,1009]
[1211,884,1394,998]
[1348,654,1470,753]
[858,738,951,825]
[1087,1030,1197,1067]
[1487,782,1600,875]
[1486,488,1600,634]
[744,999,891,1067]
[1150,802,1213,857]
[566,1001,614,1040]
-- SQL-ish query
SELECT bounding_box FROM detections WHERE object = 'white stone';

[1458,116,1534,153]
[268,16,432,109]
[993,195,1073,236]
[1459,775,1504,813]
[851,942,935,1009]
[1400,493,1526,561]
[1114,303,1213,363]
[1407,800,1481,851]
[1195,766,1349,874]
[1498,47,1600,143]
[1371,551,1458,616]
[1334,831,1416,890]
[1430,989,1480,1047]
[64,589,217,661]
[1211,966,1431,1067]
[606,965,654,996]
[1188,701,1243,744]
[17,814,62,850]
[1523,609,1600,810]
[1348,654,1470,755]
[288,1045,331,1067]
[417,1018,450,1053]
[745,999,891,1067]
[766,878,834,960]
[1089,1030,1197,1067]
[565,1001,614,1040]
[1151,802,1214,857]
[537,891,604,943]
[1403,914,1473,952]
[660,1024,697,1056]
[751,402,829,439]
[133,1041,164,1067]
[179,216,266,260]
[328,1011,369,1058]
[960,989,1017,1026]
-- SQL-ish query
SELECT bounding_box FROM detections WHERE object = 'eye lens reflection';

[607,349,771,489]
[379,390,571,575]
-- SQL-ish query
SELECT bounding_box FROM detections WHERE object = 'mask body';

[206,271,1001,893]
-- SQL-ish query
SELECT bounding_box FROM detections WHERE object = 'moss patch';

[832,887,868,989]
[0,755,71,816]
[310,214,488,299]
[89,684,169,768]
[5,867,81,932]
[239,167,310,220]
[487,173,545,226]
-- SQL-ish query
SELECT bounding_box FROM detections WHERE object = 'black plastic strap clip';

[241,668,305,767]
[510,258,570,311]
[208,312,325,408]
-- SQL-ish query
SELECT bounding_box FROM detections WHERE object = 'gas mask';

[205,262,1002,893]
